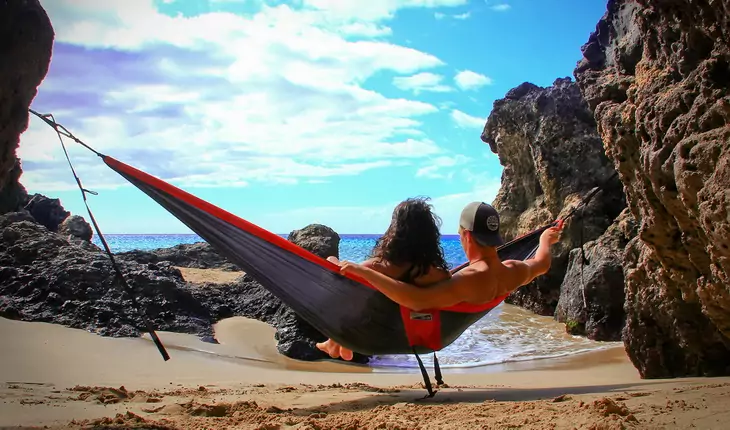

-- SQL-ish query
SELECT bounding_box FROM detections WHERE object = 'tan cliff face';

[0,0,54,213]
[574,0,730,377]
[481,78,625,317]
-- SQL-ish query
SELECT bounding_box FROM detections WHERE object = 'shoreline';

[2,316,729,429]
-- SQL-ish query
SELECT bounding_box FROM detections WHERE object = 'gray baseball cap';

[459,202,504,247]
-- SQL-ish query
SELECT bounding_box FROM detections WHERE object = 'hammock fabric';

[29,108,613,397]
[104,155,552,355]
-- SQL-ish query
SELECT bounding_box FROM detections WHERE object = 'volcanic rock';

[287,224,340,259]
[0,213,366,362]
[556,208,637,341]
[24,193,70,232]
[59,215,93,242]
[574,0,730,377]
[0,0,54,214]
[482,77,625,316]
[118,242,240,272]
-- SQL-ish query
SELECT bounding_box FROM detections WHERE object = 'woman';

[316,196,452,361]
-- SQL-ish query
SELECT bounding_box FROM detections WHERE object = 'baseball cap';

[459,202,504,247]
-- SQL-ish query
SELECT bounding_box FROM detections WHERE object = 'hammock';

[29,109,613,397]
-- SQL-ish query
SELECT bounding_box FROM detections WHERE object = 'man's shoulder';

[452,262,492,283]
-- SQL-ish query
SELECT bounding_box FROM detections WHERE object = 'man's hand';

[540,220,564,246]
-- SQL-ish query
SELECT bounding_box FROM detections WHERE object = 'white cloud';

[489,4,511,11]
[338,22,393,37]
[454,70,493,90]
[430,178,501,231]
[264,177,501,235]
[434,11,470,20]
[451,109,486,128]
[302,0,469,21]
[393,72,452,93]
[416,155,471,178]
[19,0,464,190]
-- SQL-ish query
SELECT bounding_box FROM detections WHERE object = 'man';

[336,201,563,317]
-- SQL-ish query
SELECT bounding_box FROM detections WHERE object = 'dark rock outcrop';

[24,194,70,232]
[58,215,93,242]
[574,0,730,377]
[0,0,54,213]
[0,160,28,215]
[287,224,340,260]
[118,242,240,272]
[0,214,212,339]
[555,208,637,341]
[481,78,625,315]
[0,214,365,362]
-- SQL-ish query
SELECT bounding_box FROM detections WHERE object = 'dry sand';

[176,266,244,284]
[1,270,729,429]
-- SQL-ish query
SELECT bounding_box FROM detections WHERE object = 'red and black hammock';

[30,109,613,397]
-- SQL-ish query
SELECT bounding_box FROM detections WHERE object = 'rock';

[24,194,70,232]
[118,242,240,271]
[0,215,211,339]
[574,0,730,377]
[59,215,93,242]
[482,77,625,315]
[0,0,53,214]
[287,224,340,259]
[0,160,28,214]
[556,208,637,341]
[0,210,35,226]
[0,213,365,362]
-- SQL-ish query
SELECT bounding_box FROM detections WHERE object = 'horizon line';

[92,233,463,237]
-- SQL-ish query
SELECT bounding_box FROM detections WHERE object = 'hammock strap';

[29,109,170,362]
[413,347,436,398]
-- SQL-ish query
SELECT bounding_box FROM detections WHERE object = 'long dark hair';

[369,196,449,279]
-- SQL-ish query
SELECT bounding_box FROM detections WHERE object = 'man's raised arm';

[502,223,562,290]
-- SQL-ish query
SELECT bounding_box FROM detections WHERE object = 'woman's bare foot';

[318,256,354,361]
[316,339,354,361]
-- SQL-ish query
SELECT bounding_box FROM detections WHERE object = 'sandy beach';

[2,269,729,429]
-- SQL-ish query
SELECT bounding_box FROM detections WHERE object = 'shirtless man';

[336,201,563,315]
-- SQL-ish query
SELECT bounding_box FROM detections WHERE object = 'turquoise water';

[93,233,468,269]
[94,234,618,368]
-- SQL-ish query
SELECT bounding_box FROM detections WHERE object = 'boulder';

[118,242,240,271]
[481,77,625,315]
[574,0,730,377]
[24,194,70,232]
[0,0,53,214]
[556,208,637,341]
[59,215,93,242]
[287,224,340,259]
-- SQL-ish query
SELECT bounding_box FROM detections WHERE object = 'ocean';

[93,234,619,369]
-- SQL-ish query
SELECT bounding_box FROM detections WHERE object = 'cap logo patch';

[486,215,499,231]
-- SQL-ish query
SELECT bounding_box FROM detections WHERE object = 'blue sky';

[19,0,607,234]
